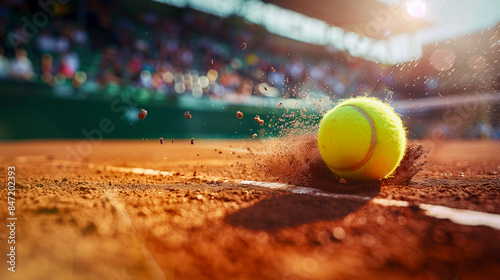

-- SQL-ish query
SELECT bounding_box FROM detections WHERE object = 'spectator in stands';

[8,25,28,49]
[9,48,34,80]
[55,35,70,54]
[37,30,55,53]
[179,47,194,68]
[60,51,80,78]
[128,52,143,78]
[70,24,89,46]
[40,53,54,84]
[0,47,9,78]
[0,0,368,101]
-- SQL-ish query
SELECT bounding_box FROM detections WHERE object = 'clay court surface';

[0,139,499,280]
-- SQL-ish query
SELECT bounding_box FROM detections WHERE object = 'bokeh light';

[163,72,174,84]
[430,48,456,71]
[425,78,439,90]
[406,0,427,18]
[199,76,210,88]
[207,69,219,82]
[74,71,87,84]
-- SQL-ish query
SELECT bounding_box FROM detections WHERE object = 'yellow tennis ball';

[318,97,406,181]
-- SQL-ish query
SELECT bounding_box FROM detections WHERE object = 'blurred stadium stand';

[387,24,500,139]
[0,0,498,140]
[1,0,375,99]
[262,0,428,39]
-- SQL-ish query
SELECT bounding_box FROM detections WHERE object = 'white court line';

[240,180,290,189]
[372,198,410,207]
[419,204,500,230]
[88,164,175,176]
[60,162,500,232]
[289,186,372,201]
[239,180,500,231]
[105,192,166,280]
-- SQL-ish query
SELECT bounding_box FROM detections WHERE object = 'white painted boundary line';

[419,204,500,230]
[239,180,500,231]
[240,180,290,189]
[55,161,500,232]
[105,192,167,280]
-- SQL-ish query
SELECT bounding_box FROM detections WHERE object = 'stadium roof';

[152,0,498,64]
[263,0,429,40]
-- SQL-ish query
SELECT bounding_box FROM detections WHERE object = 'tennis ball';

[318,97,406,181]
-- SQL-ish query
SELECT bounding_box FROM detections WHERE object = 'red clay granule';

[191,137,195,145]
[254,115,264,126]
[271,67,276,72]
[138,108,148,119]
[159,137,164,144]
[184,111,192,119]
[240,42,247,50]
[237,111,244,119]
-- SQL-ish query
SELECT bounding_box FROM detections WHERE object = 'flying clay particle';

[138,108,148,119]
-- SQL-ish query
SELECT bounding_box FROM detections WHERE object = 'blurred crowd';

[1,0,498,139]
[0,0,390,100]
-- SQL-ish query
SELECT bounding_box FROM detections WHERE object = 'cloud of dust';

[255,128,426,189]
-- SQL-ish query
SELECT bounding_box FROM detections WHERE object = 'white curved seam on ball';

[329,104,376,173]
